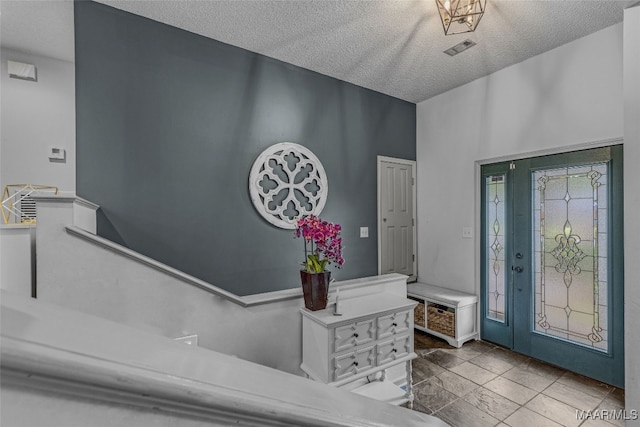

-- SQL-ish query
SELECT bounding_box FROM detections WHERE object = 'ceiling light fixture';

[435,0,486,36]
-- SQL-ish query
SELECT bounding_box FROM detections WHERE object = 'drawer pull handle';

[353,333,359,338]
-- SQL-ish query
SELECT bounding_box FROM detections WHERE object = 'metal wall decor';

[2,184,59,224]
[249,142,328,229]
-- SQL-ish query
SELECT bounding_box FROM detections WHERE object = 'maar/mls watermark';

[576,409,638,421]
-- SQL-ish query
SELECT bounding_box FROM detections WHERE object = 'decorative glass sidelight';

[486,174,506,322]
[533,163,608,352]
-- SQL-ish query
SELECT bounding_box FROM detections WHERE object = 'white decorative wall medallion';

[249,142,328,229]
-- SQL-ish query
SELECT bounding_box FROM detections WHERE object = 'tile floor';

[410,331,626,426]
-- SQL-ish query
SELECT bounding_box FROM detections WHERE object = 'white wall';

[416,23,623,293]
[623,5,640,424]
[1,291,440,427]
[0,225,34,296]
[0,48,75,194]
[33,197,410,377]
[417,15,639,416]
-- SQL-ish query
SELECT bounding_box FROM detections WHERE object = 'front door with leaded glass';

[480,146,624,387]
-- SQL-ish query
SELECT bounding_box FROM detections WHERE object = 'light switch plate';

[360,227,369,238]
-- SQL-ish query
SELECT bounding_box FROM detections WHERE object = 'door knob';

[383,218,387,222]
[516,253,523,259]
[514,266,524,273]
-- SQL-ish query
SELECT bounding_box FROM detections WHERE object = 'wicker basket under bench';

[407,283,478,348]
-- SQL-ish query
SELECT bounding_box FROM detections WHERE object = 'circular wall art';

[249,142,328,229]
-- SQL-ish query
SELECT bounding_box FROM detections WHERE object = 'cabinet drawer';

[377,334,411,365]
[333,345,376,382]
[333,320,375,353]
[377,310,411,340]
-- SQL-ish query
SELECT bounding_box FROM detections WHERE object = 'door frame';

[474,138,623,334]
[377,155,417,280]
[475,138,623,367]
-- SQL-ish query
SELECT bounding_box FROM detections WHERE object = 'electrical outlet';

[360,227,369,238]
[462,227,473,239]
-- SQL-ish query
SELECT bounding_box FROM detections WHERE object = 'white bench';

[407,282,478,348]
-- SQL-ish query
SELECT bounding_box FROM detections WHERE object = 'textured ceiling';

[1,0,635,103]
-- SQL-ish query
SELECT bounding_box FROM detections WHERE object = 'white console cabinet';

[407,282,478,348]
[300,293,417,406]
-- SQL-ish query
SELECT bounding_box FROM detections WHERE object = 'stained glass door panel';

[533,164,608,352]
[486,175,506,322]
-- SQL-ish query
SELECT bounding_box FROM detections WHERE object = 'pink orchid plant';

[295,215,345,273]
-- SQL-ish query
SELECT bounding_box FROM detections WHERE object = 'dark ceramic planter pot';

[300,270,331,311]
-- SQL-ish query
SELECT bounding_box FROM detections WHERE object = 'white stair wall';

[32,195,410,376]
[1,290,445,427]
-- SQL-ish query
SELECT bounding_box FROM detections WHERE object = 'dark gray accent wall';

[75,1,416,296]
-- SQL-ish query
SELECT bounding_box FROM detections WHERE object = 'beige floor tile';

[410,398,434,416]
[609,386,625,404]
[556,371,612,399]
[431,370,479,397]
[525,394,581,427]
[434,398,500,427]
[450,361,497,385]
[414,331,454,350]
[424,349,466,369]
[579,418,618,427]
[464,340,497,354]
[412,377,459,412]
[504,407,563,427]
[415,348,437,357]
[411,338,624,427]
[469,352,515,375]
[440,346,484,361]
[486,347,530,366]
[502,366,556,392]
[595,396,627,427]
[543,381,604,412]
[412,357,446,384]
[463,386,520,421]
[519,358,565,381]
[484,376,538,405]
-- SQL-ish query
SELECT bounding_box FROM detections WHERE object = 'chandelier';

[435,0,487,35]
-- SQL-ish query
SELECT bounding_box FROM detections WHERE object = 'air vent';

[444,39,477,56]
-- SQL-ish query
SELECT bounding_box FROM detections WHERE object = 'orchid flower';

[295,215,345,273]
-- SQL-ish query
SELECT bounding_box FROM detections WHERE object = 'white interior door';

[378,156,416,280]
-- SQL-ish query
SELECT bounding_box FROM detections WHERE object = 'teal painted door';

[481,146,624,387]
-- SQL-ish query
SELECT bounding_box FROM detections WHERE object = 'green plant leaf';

[307,254,324,273]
